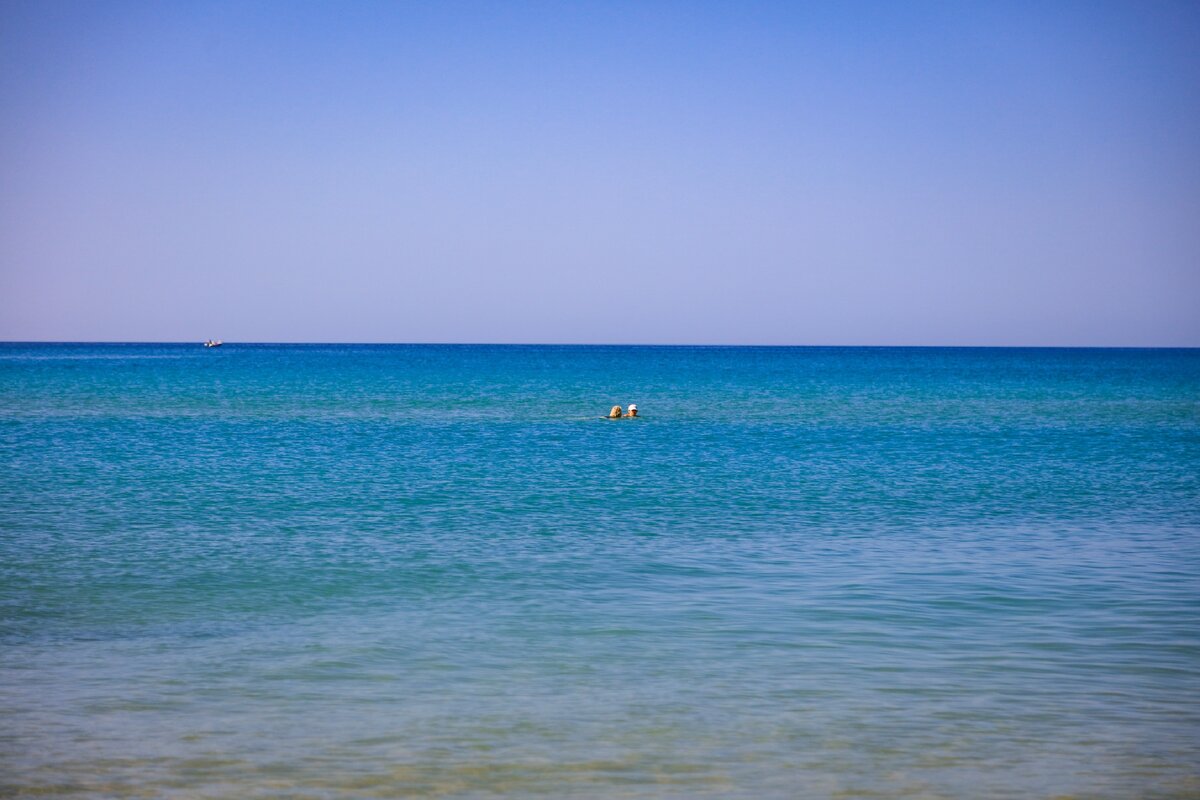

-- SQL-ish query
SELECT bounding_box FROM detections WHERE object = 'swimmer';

[608,405,623,419]
[624,404,638,418]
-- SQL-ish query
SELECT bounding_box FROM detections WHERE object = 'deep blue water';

[1,343,1198,798]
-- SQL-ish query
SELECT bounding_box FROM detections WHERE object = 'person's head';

[609,405,622,418]
[628,404,638,417]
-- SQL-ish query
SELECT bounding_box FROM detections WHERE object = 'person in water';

[608,405,623,418]
[625,404,638,417]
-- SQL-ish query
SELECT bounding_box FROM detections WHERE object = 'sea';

[1,343,1197,799]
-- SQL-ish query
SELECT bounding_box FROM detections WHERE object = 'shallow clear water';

[1,343,1198,798]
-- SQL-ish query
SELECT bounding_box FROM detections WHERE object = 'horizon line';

[2,340,1198,350]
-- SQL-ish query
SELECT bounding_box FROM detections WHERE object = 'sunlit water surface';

[1,344,1198,798]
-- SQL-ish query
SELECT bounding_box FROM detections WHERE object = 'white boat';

[204,340,223,348]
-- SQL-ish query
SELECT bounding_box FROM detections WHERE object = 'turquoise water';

[1,343,1198,798]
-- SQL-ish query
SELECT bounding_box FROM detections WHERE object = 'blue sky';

[1,1,1198,344]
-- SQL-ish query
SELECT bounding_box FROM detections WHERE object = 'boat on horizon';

[204,340,223,348]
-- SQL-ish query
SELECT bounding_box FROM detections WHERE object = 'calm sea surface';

[1,343,1198,799]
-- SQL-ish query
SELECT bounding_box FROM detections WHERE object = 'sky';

[1,1,1198,345]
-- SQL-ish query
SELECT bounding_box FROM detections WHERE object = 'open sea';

[1,342,1198,799]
